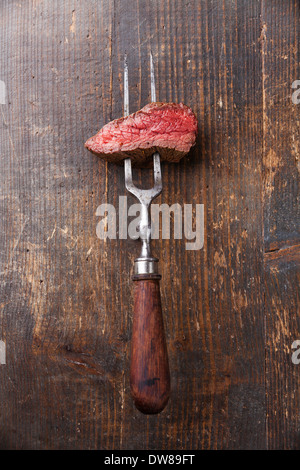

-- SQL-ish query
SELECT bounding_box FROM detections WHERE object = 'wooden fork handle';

[130,276,170,414]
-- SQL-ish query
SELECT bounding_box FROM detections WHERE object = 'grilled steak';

[85,102,197,166]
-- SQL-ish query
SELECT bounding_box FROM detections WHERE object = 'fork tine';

[150,51,156,102]
[124,157,131,184]
[124,154,162,200]
[124,158,142,200]
[123,53,162,202]
[124,157,135,194]
[124,54,129,117]
[153,152,162,192]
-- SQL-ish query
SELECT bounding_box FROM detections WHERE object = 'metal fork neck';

[134,198,159,276]
[124,153,162,276]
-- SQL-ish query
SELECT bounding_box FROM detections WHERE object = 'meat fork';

[123,54,170,414]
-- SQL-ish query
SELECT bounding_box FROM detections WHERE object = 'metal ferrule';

[134,257,159,276]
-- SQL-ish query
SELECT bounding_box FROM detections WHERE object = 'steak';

[85,102,198,166]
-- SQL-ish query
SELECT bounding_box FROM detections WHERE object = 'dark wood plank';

[262,0,300,450]
[262,0,300,252]
[0,0,123,450]
[264,246,300,450]
[106,0,266,449]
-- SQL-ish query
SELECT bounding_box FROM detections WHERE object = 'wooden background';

[0,0,299,450]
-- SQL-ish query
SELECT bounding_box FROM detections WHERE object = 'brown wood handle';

[130,278,170,414]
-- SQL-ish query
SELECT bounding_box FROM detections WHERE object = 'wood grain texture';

[261,0,300,450]
[262,0,300,252]
[264,247,300,450]
[0,0,298,450]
